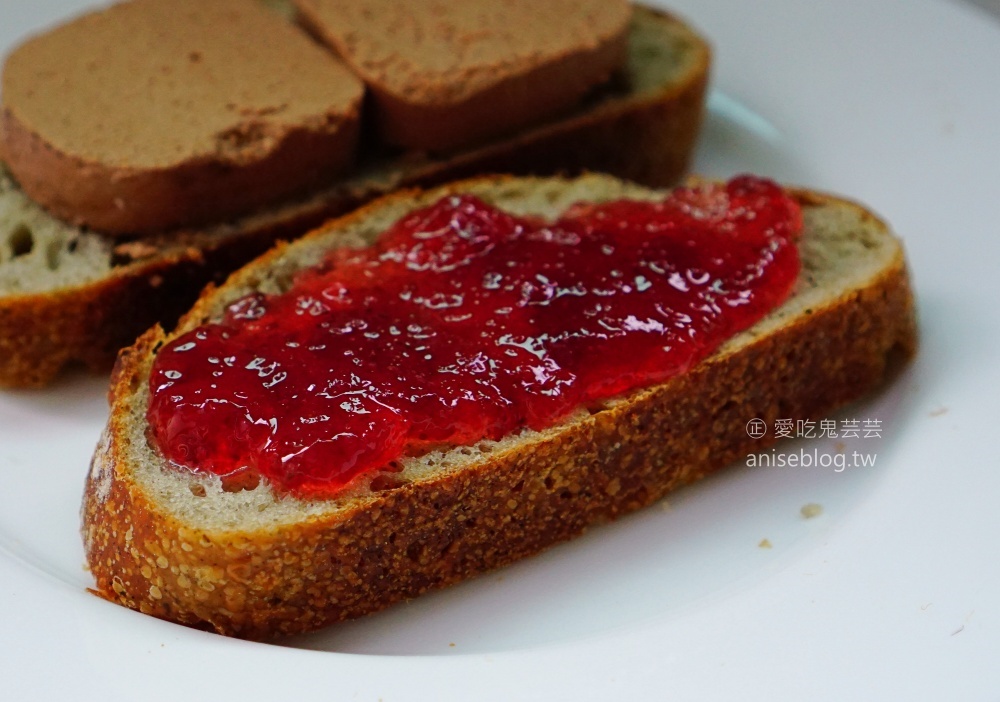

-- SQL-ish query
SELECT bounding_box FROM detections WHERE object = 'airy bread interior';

[0,167,113,293]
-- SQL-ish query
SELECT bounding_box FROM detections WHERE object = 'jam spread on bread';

[147,177,802,497]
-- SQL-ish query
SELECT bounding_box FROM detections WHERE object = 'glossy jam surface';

[148,177,802,497]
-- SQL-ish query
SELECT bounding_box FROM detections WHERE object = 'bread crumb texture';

[800,503,824,519]
[0,166,111,292]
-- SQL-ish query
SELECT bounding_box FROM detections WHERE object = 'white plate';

[3,0,1000,699]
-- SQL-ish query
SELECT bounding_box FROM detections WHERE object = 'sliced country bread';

[82,173,917,640]
[0,6,709,387]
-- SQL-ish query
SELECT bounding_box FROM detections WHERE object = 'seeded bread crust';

[0,6,709,388]
[81,174,917,640]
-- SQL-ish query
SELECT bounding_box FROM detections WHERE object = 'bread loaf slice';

[81,173,917,640]
[0,6,709,387]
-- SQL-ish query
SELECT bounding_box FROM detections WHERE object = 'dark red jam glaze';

[147,177,802,497]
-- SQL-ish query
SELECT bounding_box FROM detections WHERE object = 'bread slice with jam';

[82,173,917,639]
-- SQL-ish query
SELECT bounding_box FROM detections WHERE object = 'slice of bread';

[0,6,709,388]
[0,0,365,235]
[81,173,917,640]
[295,0,633,151]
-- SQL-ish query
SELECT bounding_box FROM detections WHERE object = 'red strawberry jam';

[147,176,803,498]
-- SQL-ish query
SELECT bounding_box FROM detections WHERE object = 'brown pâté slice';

[0,0,364,235]
[295,0,633,152]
